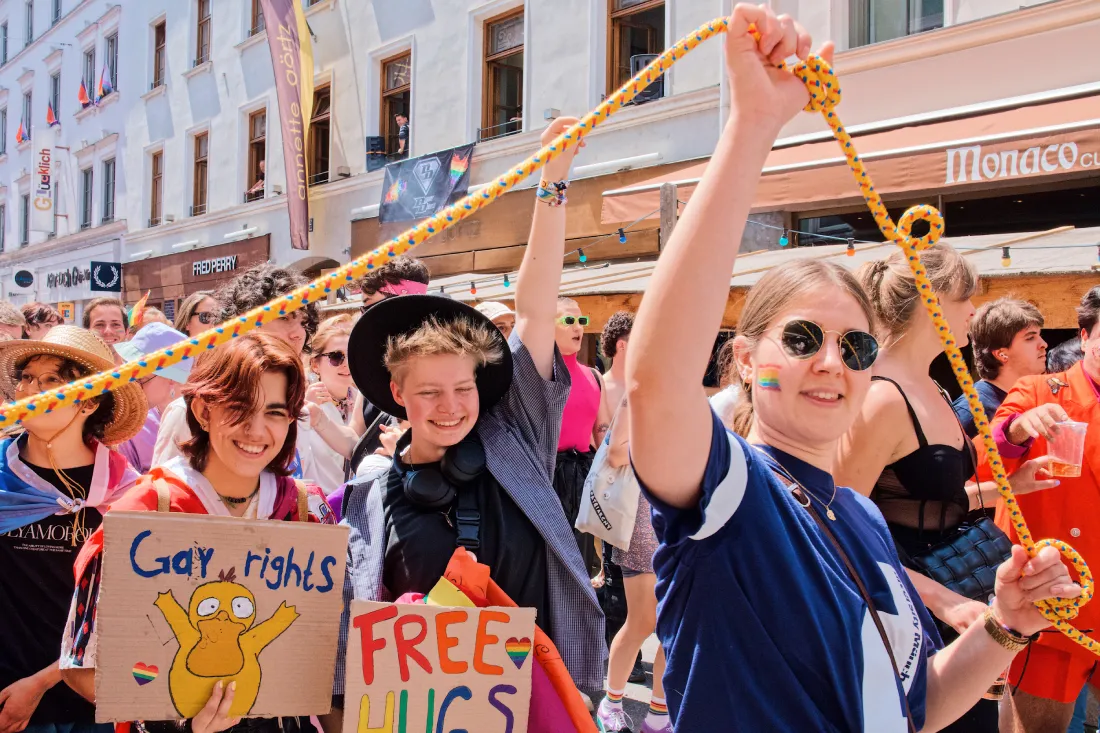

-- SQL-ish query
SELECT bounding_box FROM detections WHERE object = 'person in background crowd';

[0,302,27,340]
[475,301,516,341]
[709,340,741,430]
[554,296,612,578]
[82,297,128,346]
[598,311,633,415]
[173,290,219,338]
[395,114,410,156]
[0,326,144,733]
[299,314,358,496]
[60,333,336,733]
[333,117,606,724]
[21,303,63,340]
[134,307,171,332]
[1047,336,1083,374]
[116,323,193,474]
[952,298,1046,438]
[627,9,1078,729]
[839,245,1057,733]
[151,264,318,470]
[597,394,670,733]
[247,159,266,196]
[991,286,1100,733]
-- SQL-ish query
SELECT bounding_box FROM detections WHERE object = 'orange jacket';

[990,361,1100,653]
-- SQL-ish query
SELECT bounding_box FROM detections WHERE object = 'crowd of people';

[0,7,1097,733]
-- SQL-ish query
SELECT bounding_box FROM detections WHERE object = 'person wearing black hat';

[330,119,606,721]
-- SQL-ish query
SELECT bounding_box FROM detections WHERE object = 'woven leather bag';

[908,514,1013,603]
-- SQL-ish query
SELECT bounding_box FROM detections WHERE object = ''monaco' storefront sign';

[946,139,1100,184]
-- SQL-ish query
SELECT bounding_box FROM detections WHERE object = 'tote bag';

[575,411,641,549]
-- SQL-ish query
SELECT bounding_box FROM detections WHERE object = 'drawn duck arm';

[243,602,299,653]
[155,591,200,647]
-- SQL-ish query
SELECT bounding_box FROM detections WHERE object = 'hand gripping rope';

[0,17,1094,650]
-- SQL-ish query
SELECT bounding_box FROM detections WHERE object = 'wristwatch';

[983,607,1037,653]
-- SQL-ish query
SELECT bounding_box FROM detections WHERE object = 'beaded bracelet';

[536,179,569,207]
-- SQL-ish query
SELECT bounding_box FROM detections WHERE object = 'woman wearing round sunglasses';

[553,297,611,578]
[627,7,1078,731]
[300,314,359,495]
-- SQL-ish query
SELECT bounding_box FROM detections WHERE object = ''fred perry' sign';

[193,255,238,277]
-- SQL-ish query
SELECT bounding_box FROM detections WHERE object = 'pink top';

[558,353,601,452]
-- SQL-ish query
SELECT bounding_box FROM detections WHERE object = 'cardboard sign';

[342,601,535,733]
[95,512,349,722]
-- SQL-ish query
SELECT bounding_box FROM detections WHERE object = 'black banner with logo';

[89,261,122,292]
[378,143,474,224]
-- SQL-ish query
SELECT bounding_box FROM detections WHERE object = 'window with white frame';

[849,0,943,48]
[481,9,523,142]
[105,33,118,91]
[20,193,29,246]
[150,150,163,226]
[102,157,115,222]
[50,0,60,25]
[192,132,208,215]
[80,167,93,229]
[0,23,7,64]
[82,46,95,103]
[23,0,32,48]
[195,0,211,66]
[0,109,6,155]
[152,21,166,89]
[49,71,59,118]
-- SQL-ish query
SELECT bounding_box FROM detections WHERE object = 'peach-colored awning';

[602,95,1100,223]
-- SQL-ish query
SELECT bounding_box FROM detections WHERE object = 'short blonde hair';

[0,301,27,328]
[312,314,354,356]
[384,316,504,384]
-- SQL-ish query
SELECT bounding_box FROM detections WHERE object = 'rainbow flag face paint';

[757,365,781,391]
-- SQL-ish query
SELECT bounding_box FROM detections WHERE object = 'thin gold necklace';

[769,457,839,521]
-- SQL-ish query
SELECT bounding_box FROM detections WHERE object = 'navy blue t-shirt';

[643,410,942,731]
[952,379,1007,438]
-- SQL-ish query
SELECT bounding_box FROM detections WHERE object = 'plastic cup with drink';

[1048,420,1088,478]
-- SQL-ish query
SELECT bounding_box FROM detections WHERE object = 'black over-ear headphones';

[394,430,487,511]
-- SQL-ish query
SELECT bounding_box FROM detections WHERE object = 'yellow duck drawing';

[154,568,299,718]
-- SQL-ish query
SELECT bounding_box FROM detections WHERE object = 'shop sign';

[945,140,1100,185]
[13,270,33,288]
[58,302,74,321]
[192,255,238,277]
[90,262,123,292]
[46,266,91,290]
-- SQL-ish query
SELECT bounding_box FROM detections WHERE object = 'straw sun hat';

[0,325,148,445]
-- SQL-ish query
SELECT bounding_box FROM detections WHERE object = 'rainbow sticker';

[505,637,532,669]
[132,662,158,685]
[757,365,781,391]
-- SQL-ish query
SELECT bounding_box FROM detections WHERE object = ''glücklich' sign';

[342,601,535,733]
[94,512,349,722]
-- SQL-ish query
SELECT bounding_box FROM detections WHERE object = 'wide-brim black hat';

[348,294,513,420]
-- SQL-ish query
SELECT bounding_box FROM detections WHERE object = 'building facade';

[0,0,1089,318]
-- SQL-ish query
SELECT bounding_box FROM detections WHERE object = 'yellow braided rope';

[0,17,1093,651]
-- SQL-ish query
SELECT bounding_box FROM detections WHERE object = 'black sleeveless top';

[870,376,977,543]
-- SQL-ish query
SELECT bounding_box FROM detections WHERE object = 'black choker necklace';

[222,487,259,506]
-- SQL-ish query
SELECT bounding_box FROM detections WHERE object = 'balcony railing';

[248,23,265,37]
[150,77,164,91]
[148,216,161,227]
[477,119,522,143]
[190,203,207,217]
[193,55,209,68]
[243,190,265,203]
[308,170,329,187]
[80,219,92,230]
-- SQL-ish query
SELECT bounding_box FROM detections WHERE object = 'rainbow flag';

[77,79,91,108]
[129,291,150,330]
[383,179,406,204]
[14,119,27,144]
[96,66,113,102]
[449,149,471,187]
[45,102,59,128]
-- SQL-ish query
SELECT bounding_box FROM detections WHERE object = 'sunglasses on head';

[318,350,347,367]
[776,319,879,371]
[557,315,590,326]
[194,311,219,325]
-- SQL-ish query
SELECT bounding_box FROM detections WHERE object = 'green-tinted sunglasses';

[557,315,590,326]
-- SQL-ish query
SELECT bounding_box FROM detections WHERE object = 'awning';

[602,95,1100,223]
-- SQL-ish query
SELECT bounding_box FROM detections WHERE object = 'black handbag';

[907,513,1013,604]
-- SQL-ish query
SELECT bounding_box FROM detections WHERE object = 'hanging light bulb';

[1001,246,1011,268]
[617,228,627,244]
[779,230,789,247]
[578,248,587,263]
[846,237,855,257]
[470,281,477,295]
[503,274,511,288]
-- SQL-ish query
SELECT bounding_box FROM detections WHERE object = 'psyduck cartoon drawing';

[154,568,299,718]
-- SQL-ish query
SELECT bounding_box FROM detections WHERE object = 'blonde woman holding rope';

[626,5,1081,731]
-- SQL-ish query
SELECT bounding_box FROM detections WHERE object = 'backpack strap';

[153,479,172,513]
[294,480,309,522]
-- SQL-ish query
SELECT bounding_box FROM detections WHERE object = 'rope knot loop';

[1033,538,1095,621]
[896,204,945,252]
[792,54,840,113]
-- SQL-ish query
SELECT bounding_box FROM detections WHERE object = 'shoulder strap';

[590,367,604,392]
[153,478,171,513]
[294,480,309,522]
[872,376,928,448]
[774,469,917,733]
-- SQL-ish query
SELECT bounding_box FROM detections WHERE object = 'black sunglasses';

[194,311,219,325]
[777,319,879,371]
[318,350,347,367]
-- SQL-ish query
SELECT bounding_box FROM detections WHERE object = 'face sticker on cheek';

[757,364,781,392]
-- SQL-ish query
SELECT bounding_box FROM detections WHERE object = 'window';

[105,33,118,90]
[51,0,60,25]
[150,150,163,226]
[20,194,29,246]
[380,52,410,156]
[0,109,6,155]
[80,167,93,229]
[49,71,59,119]
[1,23,8,64]
[308,86,330,186]
[192,133,208,215]
[23,0,32,48]
[195,0,211,66]
[82,47,95,103]
[21,91,30,134]
[246,110,266,202]
[608,0,665,95]
[249,0,265,36]
[102,157,115,222]
[481,10,523,142]
[152,21,166,89]
[849,0,943,48]
[0,205,5,250]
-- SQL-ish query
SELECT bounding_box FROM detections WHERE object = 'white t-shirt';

[709,385,741,430]
[151,396,190,469]
[298,400,349,496]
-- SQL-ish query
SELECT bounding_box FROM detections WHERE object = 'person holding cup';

[991,285,1100,731]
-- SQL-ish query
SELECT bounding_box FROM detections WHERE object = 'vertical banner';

[259,0,314,251]
[30,136,54,234]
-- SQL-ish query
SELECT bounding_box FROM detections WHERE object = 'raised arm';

[244,602,299,652]
[514,118,584,379]
[155,591,200,648]
[627,6,823,507]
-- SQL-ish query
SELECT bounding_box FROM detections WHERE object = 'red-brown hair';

[180,332,306,474]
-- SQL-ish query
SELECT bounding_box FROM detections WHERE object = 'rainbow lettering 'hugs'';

[757,365,781,391]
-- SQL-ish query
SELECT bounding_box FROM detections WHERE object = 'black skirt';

[553,448,600,577]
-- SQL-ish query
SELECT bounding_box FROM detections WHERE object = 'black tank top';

[870,376,977,537]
